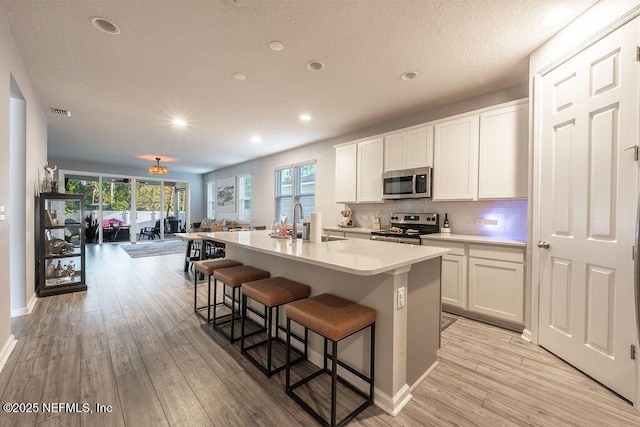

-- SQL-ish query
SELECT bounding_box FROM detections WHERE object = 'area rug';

[441,315,457,331]
[120,240,187,258]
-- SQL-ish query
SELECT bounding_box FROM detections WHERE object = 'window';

[275,161,316,225]
[237,174,251,222]
[206,181,216,218]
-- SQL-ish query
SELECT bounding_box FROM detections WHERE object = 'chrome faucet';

[292,202,304,239]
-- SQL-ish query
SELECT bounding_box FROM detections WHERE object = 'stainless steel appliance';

[370,213,439,244]
[382,167,432,200]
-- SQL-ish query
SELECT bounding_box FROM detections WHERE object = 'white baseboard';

[410,360,439,393]
[521,328,533,343]
[0,335,17,373]
[10,293,37,318]
[305,347,414,415]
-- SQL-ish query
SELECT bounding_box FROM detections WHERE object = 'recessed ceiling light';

[541,7,572,27]
[299,114,311,122]
[269,41,285,51]
[306,60,326,72]
[250,136,262,144]
[233,72,247,80]
[400,71,419,81]
[90,16,120,35]
[172,118,186,127]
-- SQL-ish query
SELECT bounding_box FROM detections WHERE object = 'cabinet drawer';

[468,244,523,263]
[423,240,465,256]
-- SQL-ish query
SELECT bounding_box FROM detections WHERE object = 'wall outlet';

[476,218,498,226]
[362,215,369,221]
[397,287,405,309]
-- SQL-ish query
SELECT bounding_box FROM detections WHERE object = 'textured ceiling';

[0,0,597,174]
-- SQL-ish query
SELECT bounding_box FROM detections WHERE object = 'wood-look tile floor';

[1,243,640,426]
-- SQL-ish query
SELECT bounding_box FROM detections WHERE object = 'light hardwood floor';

[1,243,640,426]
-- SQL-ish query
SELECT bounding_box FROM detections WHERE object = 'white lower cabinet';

[468,257,524,323]
[441,254,466,308]
[424,239,525,326]
[435,241,466,308]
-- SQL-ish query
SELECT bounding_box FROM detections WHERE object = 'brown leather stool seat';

[192,259,242,322]
[212,265,270,342]
[285,293,376,427]
[240,277,310,377]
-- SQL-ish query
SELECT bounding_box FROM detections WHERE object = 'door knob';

[537,241,550,249]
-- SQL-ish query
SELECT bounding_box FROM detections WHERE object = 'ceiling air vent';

[51,108,71,117]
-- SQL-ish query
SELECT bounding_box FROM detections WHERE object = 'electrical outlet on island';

[362,215,369,221]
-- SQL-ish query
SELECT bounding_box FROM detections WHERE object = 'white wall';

[9,92,26,315]
[0,5,48,366]
[203,85,527,228]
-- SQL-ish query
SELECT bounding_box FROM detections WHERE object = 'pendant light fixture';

[149,157,168,175]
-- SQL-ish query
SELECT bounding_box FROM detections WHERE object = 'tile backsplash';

[343,199,527,242]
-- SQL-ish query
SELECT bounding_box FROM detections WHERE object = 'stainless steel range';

[370,213,439,244]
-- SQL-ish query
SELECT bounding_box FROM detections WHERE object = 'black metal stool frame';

[285,318,375,427]
[192,269,214,322]
[212,282,265,343]
[240,294,308,377]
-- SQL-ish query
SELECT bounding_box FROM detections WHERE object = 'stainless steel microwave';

[382,167,432,199]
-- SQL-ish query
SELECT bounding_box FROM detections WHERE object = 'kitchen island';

[198,229,448,415]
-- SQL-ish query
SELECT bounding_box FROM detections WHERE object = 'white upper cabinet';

[383,131,406,172]
[433,115,480,200]
[433,99,528,201]
[478,101,528,199]
[334,137,384,204]
[336,99,527,204]
[407,125,433,169]
[383,125,433,172]
[335,144,357,203]
[357,137,384,203]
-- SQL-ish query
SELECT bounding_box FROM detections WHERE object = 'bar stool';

[213,265,270,342]
[285,293,375,427]
[193,259,242,322]
[240,277,311,377]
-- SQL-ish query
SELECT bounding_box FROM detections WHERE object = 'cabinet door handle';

[537,241,550,249]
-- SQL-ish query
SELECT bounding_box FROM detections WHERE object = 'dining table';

[173,232,226,273]
[173,232,209,272]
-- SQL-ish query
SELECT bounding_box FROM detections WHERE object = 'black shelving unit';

[35,193,87,297]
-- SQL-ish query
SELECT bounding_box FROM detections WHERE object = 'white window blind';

[238,174,251,221]
[206,181,216,218]
[275,162,315,225]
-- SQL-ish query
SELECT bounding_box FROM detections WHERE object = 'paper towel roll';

[309,212,322,243]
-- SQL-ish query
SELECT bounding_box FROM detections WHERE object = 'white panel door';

[407,125,433,169]
[537,20,638,400]
[479,101,528,199]
[357,137,384,203]
[335,144,357,203]
[433,115,479,200]
[384,131,407,172]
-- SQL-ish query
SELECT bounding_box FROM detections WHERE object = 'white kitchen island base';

[199,230,446,415]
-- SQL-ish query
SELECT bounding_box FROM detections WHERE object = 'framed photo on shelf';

[216,176,236,213]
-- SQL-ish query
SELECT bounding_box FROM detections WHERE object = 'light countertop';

[322,226,372,235]
[198,229,449,276]
[421,233,526,247]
